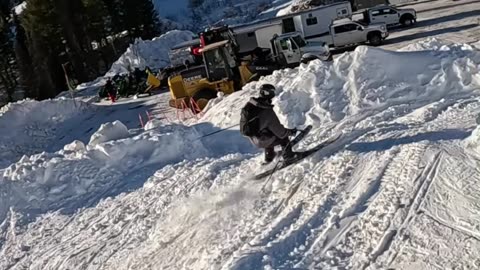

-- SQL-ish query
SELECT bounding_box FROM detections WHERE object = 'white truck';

[326,19,389,47]
[269,32,332,65]
[234,24,331,65]
[361,5,417,27]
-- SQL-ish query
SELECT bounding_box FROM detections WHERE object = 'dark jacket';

[105,80,115,95]
[248,97,289,148]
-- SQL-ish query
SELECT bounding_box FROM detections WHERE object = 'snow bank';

[87,121,130,149]
[0,99,92,168]
[201,39,480,130]
[399,37,478,52]
[464,124,480,152]
[0,118,256,226]
[472,41,480,50]
[106,30,195,76]
[0,123,202,223]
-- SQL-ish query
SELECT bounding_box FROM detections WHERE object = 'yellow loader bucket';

[146,70,161,88]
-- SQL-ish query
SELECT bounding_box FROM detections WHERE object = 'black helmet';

[259,84,276,100]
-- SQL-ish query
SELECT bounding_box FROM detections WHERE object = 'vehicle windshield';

[292,35,307,48]
[204,48,225,70]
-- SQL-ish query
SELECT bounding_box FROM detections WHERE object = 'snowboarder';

[105,78,116,103]
[240,84,299,164]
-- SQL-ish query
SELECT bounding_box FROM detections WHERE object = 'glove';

[288,128,298,136]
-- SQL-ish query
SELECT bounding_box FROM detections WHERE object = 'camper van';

[234,22,284,55]
[232,2,352,48]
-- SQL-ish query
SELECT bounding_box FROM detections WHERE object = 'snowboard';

[253,132,342,180]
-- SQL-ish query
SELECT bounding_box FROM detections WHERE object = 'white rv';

[232,1,352,47]
[234,22,284,55]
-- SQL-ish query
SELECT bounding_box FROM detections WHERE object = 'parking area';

[335,0,480,53]
[385,0,480,49]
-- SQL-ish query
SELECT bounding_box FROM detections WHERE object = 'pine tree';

[0,7,18,103]
[137,0,160,39]
[102,0,127,35]
[123,0,160,40]
[13,13,35,99]
[10,0,163,100]
[21,0,66,99]
[189,0,204,8]
[83,0,110,43]
[53,0,90,82]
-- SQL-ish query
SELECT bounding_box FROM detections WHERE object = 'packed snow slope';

[2,39,480,269]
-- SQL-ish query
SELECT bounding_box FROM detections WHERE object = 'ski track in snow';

[4,91,478,270]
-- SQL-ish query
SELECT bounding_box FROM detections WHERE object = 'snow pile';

[0,122,209,224]
[87,121,130,149]
[399,37,478,52]
[0,99,92,168]
[472,40,480,50]
[202,40,480,130]
[464,123,480,152]
[63,140,87,154]
[276,0,308,16]
[106,30,195,77]
[144,119,163,130]
[57,31,195,101]
[0,116,256,227]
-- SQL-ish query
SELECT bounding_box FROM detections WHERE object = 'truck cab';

[328,19,388,47]
[271,32,331,66]
[362,5,416,27]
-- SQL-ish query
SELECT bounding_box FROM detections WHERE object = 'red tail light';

[200,34,205,48]
[192,47,201,56]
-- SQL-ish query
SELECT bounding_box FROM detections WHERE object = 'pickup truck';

[362,5,417,27]
[269,32,332,65]
[325,19,389,48]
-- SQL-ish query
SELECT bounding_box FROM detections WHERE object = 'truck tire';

[400,15,415,27]
[192,89,217,112]
[368,32,382,46]
[324,53,333,62]
[300,55,318,64]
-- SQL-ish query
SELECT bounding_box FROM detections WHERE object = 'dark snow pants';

[264,137,292,162]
